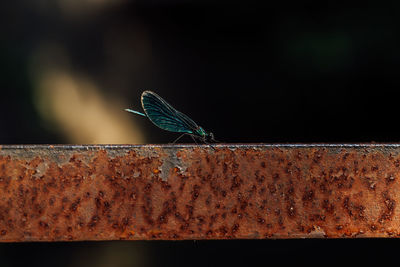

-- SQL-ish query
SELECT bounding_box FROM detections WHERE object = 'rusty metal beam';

[0,144,400,241]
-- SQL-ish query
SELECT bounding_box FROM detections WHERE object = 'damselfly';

[125,91,216,144]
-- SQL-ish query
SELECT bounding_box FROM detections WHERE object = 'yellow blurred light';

[31,45,145,144]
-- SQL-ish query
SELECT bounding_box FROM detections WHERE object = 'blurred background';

[1,1,400,266]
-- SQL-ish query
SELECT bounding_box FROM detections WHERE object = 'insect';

[125,91,216,144]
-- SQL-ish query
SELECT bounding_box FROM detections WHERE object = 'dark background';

[1,1,400,266]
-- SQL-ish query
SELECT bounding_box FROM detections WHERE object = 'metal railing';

[0,144,399,241]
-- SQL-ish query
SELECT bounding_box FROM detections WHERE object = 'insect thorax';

[196,126,207,137]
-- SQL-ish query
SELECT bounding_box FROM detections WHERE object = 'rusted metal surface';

[1,144,400,241]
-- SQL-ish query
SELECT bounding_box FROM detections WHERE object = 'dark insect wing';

[141,92,185,132]
[156,98,200,131]
[141,91,199,134]
[174,110,200,131]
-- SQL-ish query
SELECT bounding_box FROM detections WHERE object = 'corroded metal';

[1,144,400,241]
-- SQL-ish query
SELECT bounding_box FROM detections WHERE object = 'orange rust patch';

[0,144,399,241]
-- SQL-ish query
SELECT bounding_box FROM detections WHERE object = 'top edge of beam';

[2,143,400,150]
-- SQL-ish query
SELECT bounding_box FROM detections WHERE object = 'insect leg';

[172,133,187,144]
[190,135,199,145]
[204,140,216,150]
[193,135,215,150]
[209,132,219,143]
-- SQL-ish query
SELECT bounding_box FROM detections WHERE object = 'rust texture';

[1,144,400,241]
